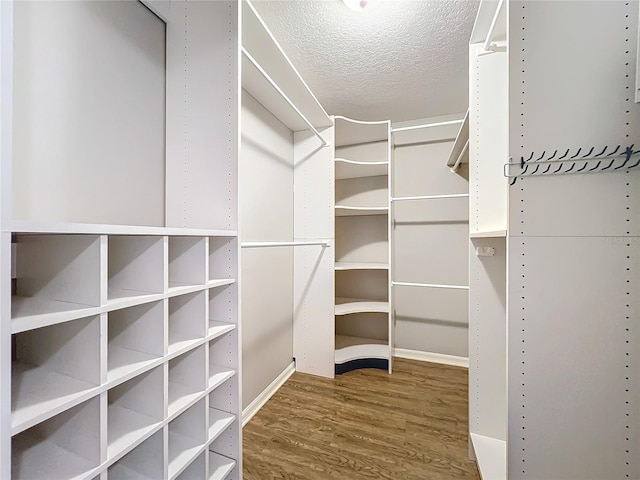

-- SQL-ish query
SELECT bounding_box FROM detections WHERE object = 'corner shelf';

[335,206,389,217]
[335,262,389,271]
[335,297,389,315]
[470,229,507,238]
[334,335,389,364]
[335,158,388,179]
[208,452,236,480]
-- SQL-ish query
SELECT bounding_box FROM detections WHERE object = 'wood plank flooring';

[243,358,480,480]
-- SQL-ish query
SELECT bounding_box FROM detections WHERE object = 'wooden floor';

[243,358,480,480]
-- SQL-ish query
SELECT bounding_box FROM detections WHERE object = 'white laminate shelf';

[108,463,156,480]
[334,335,389,364]
[335,297,389,315]
[335,262,389,271]
[470,433,506,480]
[209,409,235,443]
[168,433,207,480]
[107,406,161,460]
[209,365,236,390]
[470,230,507,238]
[209,452,236,480]
[335,206,389,217]
[335,158,388,179]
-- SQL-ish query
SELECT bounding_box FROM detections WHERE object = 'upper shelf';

[447,110,469,170]
[242,1,332,133]
[335,158,388,180]
[334,116,389,147]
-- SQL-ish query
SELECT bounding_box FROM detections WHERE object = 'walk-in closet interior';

[1,0,639,479]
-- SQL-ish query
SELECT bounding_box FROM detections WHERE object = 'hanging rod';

[392,281,469,290]
[241,47,329,148]
[478,0,506,56]
[450,139,470,173]
[391,119,464,133]
[391,193,469,202]
[241,241,330,248]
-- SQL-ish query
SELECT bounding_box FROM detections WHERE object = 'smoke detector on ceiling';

[342,0,379,11]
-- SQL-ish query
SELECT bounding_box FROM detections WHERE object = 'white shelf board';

[208,321,236,340]
[10,220,237,237]
[11,362,99,435]
[209,365,236,390]
[242,1,331,132]
[334,116,389,147]
[335,335,389,364]
[108,463,155,480]
[335,206,389,217]
[335,262,389,271]
[207,279,236,289]
[168,432,206,480]
[168,281,204,294]
[107,405,160,460]
[447,110,469,168]
[335,297,389,315]
[335,158,388,180]
[470,433,506,480]
[209,409,235,442]
[208,452,236,480]
[168,382,202,418]
[168,332,203,356]
[470,230,507,238]
[107,346,162,385]
[12,434,98,480]
[11,296,100,334]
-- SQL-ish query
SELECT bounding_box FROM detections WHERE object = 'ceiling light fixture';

[342,0,378,12]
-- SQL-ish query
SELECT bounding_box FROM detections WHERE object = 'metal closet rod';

[392,281,469,290]
[479,0,505,55]
[391,193,469,202]
[241,241,330,248]
[241,47,329,148]
[450,139,470,173]
[391,119,464,133]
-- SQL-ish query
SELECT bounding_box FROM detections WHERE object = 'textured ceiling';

[250,0,479,123]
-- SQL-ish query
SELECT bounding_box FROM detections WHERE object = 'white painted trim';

[241,361,295,427]
[394,348,469,368]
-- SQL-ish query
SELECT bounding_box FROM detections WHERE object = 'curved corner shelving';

[335,158,388,179]
[335,297,389,316]
[334,335,389,364]
[335,206,388,217]
[334,262,388,271]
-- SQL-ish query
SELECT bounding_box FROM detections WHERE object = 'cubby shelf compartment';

[208,452,236,480]
[168,399,208,480]
[335,158,388,180]
[11,234,102,333]
[335,206,389,217]
[470,433,506,480]
[107,367,164,461]
[168,237,207,292]
[107,302,164,384]
[209,408,235,443]
[334,262,389,271]
[107,236,164,305]
[168,346,207,417]
[107,430,164,480]
[169,292,207,355]
[12,397,101,480]
[335,297,389,316]
[12,315,101,435]
[176,451,206,480]
[209,237,238,282]
[334,335,389,364]
[208,328,238,391]
[208,321,236,340]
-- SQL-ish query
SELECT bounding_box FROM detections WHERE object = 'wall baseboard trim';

[242,361,296,427]
[394,348,469,368]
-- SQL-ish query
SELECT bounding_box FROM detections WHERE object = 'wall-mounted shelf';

[335,262,389,271]
[335,297,389,316]
[470,230,507,238]
[335,158,389,179]
[335,206,389,217]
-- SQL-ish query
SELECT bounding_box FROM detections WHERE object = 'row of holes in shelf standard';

[12,388,238,480]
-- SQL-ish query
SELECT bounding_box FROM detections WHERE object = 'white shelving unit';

[2,2,241,479]
[469,1,640,479]
[333,116,393,375]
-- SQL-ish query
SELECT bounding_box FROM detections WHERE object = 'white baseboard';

[394,348,469,368]
[242,361,296,427]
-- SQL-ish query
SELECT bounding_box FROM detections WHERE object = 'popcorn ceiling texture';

[251,0,478,123]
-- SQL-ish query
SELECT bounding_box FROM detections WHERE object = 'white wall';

[240,92,294,409]
[13,1,166,226]
[392,115,470,358]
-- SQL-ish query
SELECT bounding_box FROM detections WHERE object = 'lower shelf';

[470,433,506,480]
[209,451,235,480]
[334,335,389,364]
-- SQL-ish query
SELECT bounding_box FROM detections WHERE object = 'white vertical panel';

[509,237,639,479]
[13,1,166,226]
[293,128,334,377]
[166,1,239,230]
